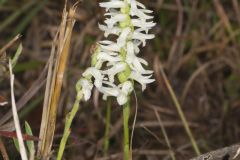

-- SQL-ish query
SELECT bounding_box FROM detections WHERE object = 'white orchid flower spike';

[79,0,156,105]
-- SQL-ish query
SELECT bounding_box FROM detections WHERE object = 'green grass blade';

[11,43,22,68]
[13,138,20,153]
[25,121,35,160]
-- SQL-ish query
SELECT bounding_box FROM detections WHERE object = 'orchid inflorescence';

[79,0,156,105]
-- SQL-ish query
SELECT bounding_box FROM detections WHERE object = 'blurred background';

[0,0,240,159]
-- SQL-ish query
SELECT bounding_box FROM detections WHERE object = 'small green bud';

[120,48,126,60]
[76,91,83,101]
[119,16,131,28]
[90,45,100,67]
[75,79,82,92]
[91,53,98,67]
[117,63,131,83]
[121,5,130,14]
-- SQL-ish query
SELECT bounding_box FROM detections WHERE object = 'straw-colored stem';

[0,137,9,160]
[123,99,130,160]
[9,60,28,160]
[103,98,111,156]
[57,91,82,160]
[37,7,76,158]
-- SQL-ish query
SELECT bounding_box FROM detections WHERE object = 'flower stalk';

[123,98,130,160]
[57,80,83,160]
[77,0,155,159]
[103,98,112,156]
[56,0,155,159]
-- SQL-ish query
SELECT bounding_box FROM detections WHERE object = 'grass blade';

[25,122,35,160]
[9,60,28,160]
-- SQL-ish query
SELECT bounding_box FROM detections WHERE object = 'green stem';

[103,98,111,156]
[159,64,201,156]
[123,99,130,160]
[57,91,82,160]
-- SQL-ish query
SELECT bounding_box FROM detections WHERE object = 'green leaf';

[11,43,22,68]
[13,138,20,153]
[25,121,35,158]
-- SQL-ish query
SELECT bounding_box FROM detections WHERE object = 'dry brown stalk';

[213,0,234,37]
[0,34,21,55]
[0,137,9,160]
[37,6,76,160]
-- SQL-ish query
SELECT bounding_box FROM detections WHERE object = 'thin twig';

[0,34,21,55]
[130,89,138,158]
[0,137,9,160]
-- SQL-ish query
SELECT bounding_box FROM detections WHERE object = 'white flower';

[130,71,155,91]
[129,0,154,20]
[79,0,156,105]
[99,81,120,99]
[80,78,93,101]
[102,62,126,83]
[100,81,133,105]
[132,31,155,46]
[104,14,127,28]
[99,40,121,52]
[131,19,156,31]
[117,81,133,105]
[97,52,121,63]
[82,67,103,88]
[117,27,131,47]
[99,24,121,37]
[100,1,126,9]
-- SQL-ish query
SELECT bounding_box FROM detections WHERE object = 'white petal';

[100,41,121,52]
[82,67,103,88]
[131,19,156,30]
[132,31,155,46]
[140,9,153,14]
[104,14,127,28]
[97,52,121,62]
[102,62,126,75]
[126,41,135,64]
[132,57,153,74]
[136,1,146,9]
[117,93,128,105]
[130,71,155,91]
[99,82,120,97]
[99,24,121,37]
[117,27,131,47]
[121,81,133,94]
[80,79,93,101]
[129,0,153,20]
[100,1,126,9]
[100,87,119,97]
